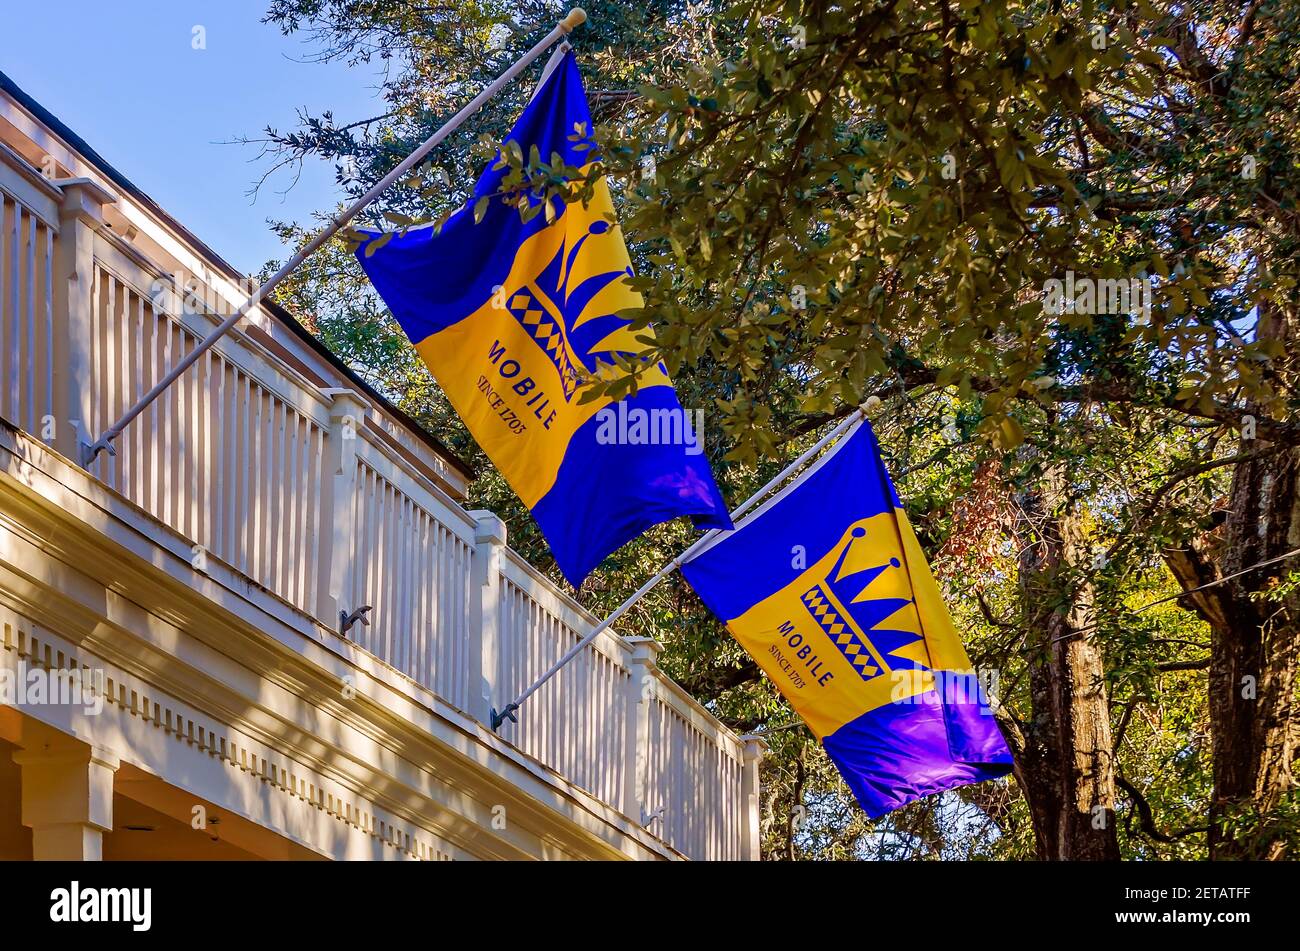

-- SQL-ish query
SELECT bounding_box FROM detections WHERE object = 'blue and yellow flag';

[356,54,731,586]
[680,420,1012,816]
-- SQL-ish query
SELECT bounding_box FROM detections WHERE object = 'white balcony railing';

[0,94,763,860]
[1,175,55,439]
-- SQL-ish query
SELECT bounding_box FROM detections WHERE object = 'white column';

[470,510,507,724]
[622,636,662,822]
[739,733,769,861]
[13,742,120,861]
[50,177,116,461]
[317,388,370,629]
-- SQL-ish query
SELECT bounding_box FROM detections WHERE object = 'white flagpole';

[491,400,875,731]
[83,9,589,465]
[531,41,572,97]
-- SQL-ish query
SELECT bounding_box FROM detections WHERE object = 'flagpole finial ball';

[861,395,882,413]
[561,9,587,32]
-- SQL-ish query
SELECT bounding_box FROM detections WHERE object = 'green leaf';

[363,231,393,257]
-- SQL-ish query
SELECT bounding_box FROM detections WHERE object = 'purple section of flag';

[822,689,1012,818]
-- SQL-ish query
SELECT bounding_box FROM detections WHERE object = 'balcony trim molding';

[1,614,465,860]
[0,140,62,229]
[0,419,684,860]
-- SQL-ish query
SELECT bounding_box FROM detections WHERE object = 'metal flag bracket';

[491,703,520,731]
[339,605,373,636]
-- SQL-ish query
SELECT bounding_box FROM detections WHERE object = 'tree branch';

[1117,775,1210,844]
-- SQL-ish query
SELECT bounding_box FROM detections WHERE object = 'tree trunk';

[1165,305,1300,860]
[1213,444,1299,859]
[1011,465,1121,860]
[1167,443,1300,859]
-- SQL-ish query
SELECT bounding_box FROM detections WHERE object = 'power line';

[1133,546,1300,612]
[1049,545,1300,644]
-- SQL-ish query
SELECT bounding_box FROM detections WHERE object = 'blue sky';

[0,0,385,273]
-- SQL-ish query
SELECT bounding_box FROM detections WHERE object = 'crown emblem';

[501,199,647,402]
[800,524,928,682]
[503,285,585,400]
